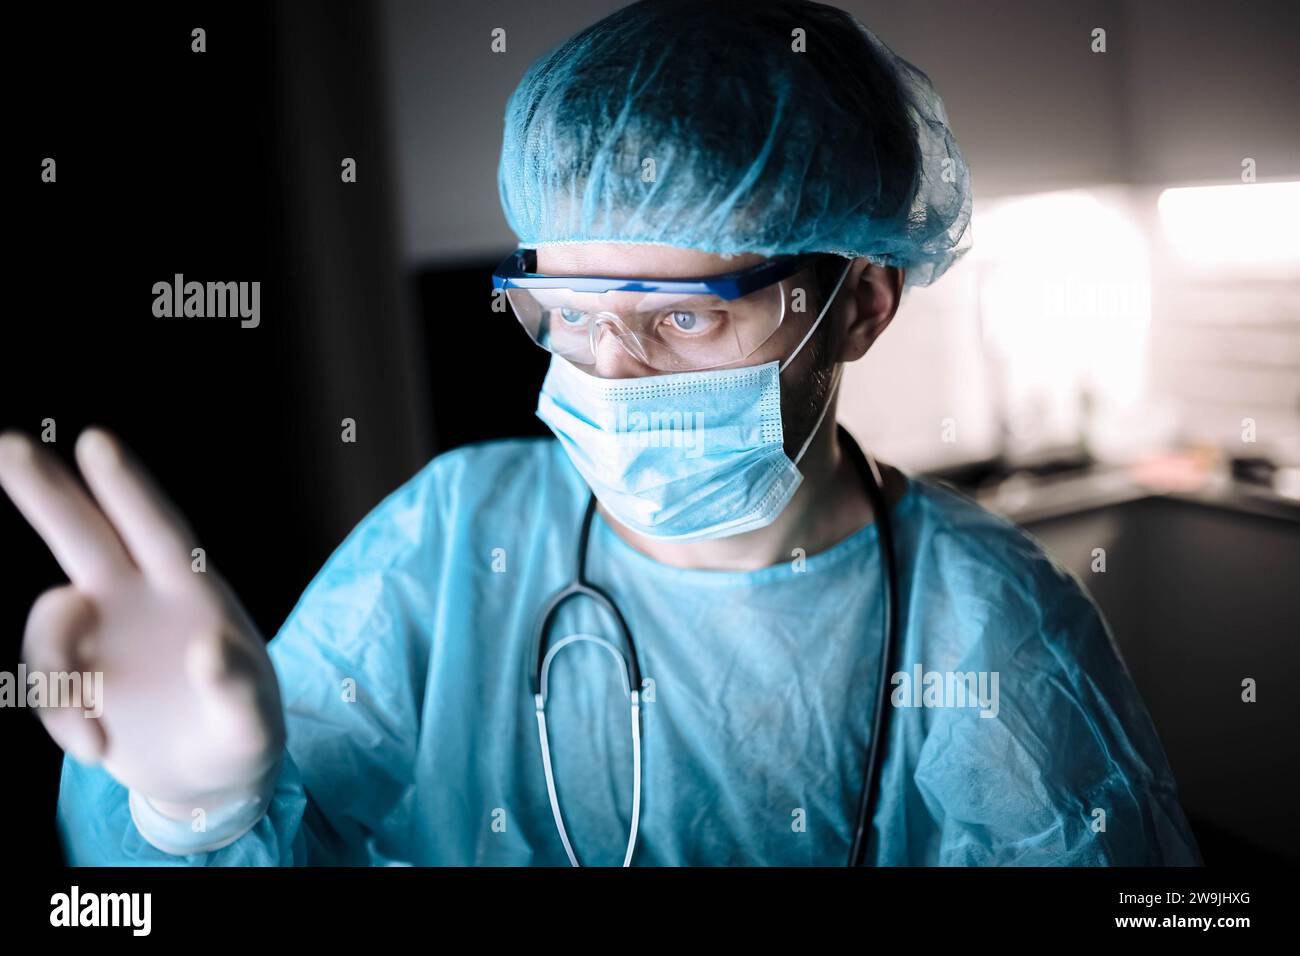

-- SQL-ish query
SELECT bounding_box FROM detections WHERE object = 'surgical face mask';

[536,259,851,542]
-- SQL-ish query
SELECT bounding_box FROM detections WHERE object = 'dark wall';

[2,2,454,866]
[1025,500,1300,865]
[415,261,551,450]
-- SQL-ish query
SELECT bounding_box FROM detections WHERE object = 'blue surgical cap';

[498,0,973,287]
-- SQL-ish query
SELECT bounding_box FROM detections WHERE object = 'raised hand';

[0,428,284,820]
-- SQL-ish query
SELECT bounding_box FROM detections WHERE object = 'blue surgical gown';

[57,437,1203,865]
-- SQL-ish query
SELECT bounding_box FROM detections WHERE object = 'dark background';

[4,2,1298,868]
[3,2,551,866]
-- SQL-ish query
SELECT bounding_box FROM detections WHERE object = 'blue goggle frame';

[492,248,824,300]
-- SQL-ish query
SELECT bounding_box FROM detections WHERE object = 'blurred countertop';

[949,464,1300,526]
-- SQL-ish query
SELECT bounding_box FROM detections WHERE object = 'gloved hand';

[0,428,284,830]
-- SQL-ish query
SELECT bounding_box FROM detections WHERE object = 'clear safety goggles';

[492,249,832,373]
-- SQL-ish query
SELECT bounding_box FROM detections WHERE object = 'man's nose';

[590,314,658,378]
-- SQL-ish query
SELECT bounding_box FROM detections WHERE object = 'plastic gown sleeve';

[56,461,444,866]
[876,507,1203,866]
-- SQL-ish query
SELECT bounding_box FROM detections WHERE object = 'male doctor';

[0,0,1200,865]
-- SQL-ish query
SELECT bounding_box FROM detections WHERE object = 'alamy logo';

[152,274,260,328]
[0,665,102,718]
[50,886,151,936]
[610,403,705,458]
[891,665,1000,718]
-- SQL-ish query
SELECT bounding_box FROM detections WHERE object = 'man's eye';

[665,310,716,334]
[555,308,588,326]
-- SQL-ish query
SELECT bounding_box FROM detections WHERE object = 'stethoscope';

[528,423,901,867]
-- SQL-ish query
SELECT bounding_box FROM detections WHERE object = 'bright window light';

[1158,181,1300,275]
[973,189,1153,458]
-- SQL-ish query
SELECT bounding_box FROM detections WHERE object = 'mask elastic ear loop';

[793,362,844,466]
[780,257,853,467]
[779,257,854,374]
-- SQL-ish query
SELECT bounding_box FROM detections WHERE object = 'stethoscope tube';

[838,424,902,867]
[530,424,900,867]
[529,494,643,866]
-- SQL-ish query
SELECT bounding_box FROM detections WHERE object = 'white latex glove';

[0,428,284,838]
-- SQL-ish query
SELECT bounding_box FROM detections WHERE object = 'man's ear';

[835,261,905,363]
